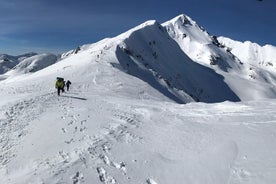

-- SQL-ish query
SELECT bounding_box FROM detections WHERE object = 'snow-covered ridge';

[12,53,58,73]
[0,53,58,81]
[114,19,240,103]
[218,36,276,69]
[0,53,37,74]
[60,21,159,59]
[162,14,243,72]
[1,14,276,102]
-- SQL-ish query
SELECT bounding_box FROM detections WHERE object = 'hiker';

[65,80,72,91]
[55,77,65,96]
[62,80,65,92]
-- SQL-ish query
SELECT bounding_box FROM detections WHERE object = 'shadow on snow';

[60,95,87,101]
[114,22,240,104]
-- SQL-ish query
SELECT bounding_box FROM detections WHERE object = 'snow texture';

[0,13,276,184]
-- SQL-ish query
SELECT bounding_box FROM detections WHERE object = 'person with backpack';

[65,80,72,91]
[55,77,65,96]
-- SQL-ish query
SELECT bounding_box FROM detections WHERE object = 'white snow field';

[0,14,276,184]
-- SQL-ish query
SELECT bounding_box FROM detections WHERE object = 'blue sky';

[0,0,275,55]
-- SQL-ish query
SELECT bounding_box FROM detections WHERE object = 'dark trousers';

[57,87,61,96]
[57,87,64,96]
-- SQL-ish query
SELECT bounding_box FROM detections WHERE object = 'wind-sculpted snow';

[0,93,55,166]
[0,81,276,183]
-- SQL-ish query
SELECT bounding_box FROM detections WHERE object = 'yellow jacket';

[55,80,64,88]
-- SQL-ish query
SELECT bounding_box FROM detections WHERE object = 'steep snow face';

[218,37,276,70]
[162,14,276,101]
[217,37,276,89]
[162,14,242,72]
[115,21,240,103]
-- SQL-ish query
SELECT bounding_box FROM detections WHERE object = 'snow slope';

[218,36,276,70]
[162,14,276,101]
[0,53,58,81]
[217,37,276,94]
[114,20,240,103]
[1,20,241,103]
[162,15,242,72]
[1,14,276,102]
[0,70,276,184]
[6,53,58,75]
[0,14,276,184]
[0,53,37,74]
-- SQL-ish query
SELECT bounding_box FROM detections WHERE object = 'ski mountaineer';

[55,77,65,96]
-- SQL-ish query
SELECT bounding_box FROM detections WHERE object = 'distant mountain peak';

[0,52,57,76]
[170,14,194,25]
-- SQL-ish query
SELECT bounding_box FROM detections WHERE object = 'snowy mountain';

[0,53,58,81]
[162,14,276,101]
[162,15,242,72]
[217,37,276,88]
[0,14,276,184]
[115,20,242,103]
[2,14,275,102]
[0,53,37,74]
[218,36,276,70]
[6,53,58,74]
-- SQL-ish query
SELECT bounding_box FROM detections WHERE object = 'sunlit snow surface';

[0,14,276,184]
[0,77,276,184]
